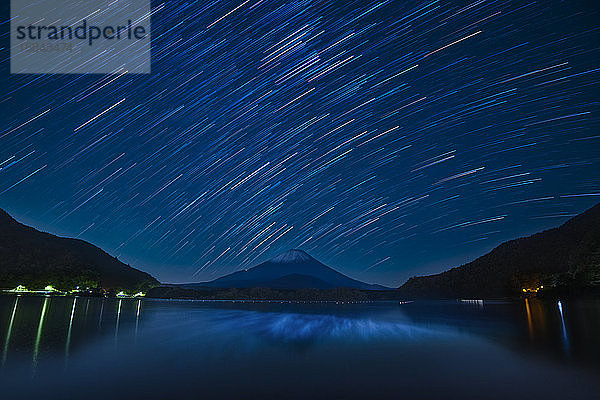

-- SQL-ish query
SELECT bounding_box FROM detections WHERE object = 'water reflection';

[135,299,141,340]
[557,300,570,354]
[32,297,49,373]
[1,296,18,367]
[115,299,122,342]
[98,299,104,328]
[524,298,549,342]
[399,298,600,365]
[0,296,145,372]
[1,296,600,375]
[230,311,440,346]
[65,297,77,364]
[525,298,534,341]
[522,299,570,356]
[1,296,600,400]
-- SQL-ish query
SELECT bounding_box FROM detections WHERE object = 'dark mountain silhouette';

[0,208,159,291]
[397,202,600,299]
[182,249,388,290]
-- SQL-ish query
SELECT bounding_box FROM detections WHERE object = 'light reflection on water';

[31,296,49,374]
[1,296,18,367]
[0,296,596,362]
[0,296,599,399]
[557,300,569,352]
[0,296,144,371]
[217,310,441,344]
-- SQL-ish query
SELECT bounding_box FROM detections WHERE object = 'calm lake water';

[0,296,599,399]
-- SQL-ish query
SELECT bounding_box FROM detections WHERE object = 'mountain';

[397,202,600,299]
[0,208,159,291]
[183,249,388,290]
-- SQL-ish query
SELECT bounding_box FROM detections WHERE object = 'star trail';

[1,0,599,285]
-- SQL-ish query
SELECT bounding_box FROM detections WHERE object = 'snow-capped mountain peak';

[270,249,314,264]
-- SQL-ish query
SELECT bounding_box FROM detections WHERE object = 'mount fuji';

[183,249,389,290]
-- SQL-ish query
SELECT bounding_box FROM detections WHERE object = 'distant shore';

[145,285,600,302]
[147,285,403,302]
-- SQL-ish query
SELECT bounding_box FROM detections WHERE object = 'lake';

[0,295,599,399]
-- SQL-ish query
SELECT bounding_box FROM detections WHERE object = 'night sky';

[1,0,599,286]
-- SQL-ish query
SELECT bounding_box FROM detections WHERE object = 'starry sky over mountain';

[1,0,599,286]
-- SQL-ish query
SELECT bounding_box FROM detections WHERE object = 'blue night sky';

[1,0,599,286]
